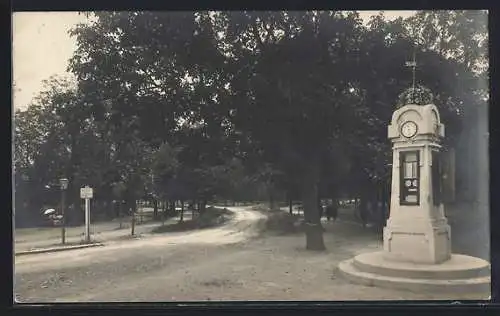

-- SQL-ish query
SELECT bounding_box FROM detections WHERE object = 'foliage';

[263,212,302,235]
[14,11,487,244]
[151,207,232,233]
[396,84,434,108]
[403,10,488,74]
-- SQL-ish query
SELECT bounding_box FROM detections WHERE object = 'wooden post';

[131,208,136,236]
[61,189,66,244]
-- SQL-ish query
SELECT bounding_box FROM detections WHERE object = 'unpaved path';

[15,207,263,274]
[15,207,161,243]
[15,208,181,252]
[15,206,484,302]
[15,207,269,302]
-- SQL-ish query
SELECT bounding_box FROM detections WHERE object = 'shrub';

[263,212,302,234]
[197,207,231,228]
[151,207,232,233]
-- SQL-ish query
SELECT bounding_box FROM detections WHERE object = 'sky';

[12,10,417,111]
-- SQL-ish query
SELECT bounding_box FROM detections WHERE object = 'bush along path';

[152,207,234,234]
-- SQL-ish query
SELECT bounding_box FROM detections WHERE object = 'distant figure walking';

[318,203,324,219]
[326,202,338,221]
[358,199,369,228]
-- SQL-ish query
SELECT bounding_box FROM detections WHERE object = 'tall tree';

[14,76,97,225]
[224,11,371,250]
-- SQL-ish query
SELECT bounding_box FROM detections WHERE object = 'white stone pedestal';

[338,251,490,296]
[383,222,451,264]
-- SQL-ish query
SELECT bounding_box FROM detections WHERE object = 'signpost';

[59,178,69,244]
[80,186,93,243]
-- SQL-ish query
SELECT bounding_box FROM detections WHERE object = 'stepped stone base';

[338,251,490,297]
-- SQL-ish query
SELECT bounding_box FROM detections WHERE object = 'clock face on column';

[401,121,418,138]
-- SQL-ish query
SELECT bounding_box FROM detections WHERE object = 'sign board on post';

[80,187,93,199]
[80,186,93,243]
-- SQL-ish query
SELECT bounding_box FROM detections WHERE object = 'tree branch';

[251,23,265,52]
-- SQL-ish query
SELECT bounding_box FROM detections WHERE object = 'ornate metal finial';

[404,46,418,104]
[396,42,433,109]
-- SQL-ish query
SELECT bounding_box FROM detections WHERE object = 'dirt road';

[15,207,172,252]
[14,206,267,302]
[15,206,484,302]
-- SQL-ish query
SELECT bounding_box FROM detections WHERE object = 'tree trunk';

[118,202,123,229]
[289,197,293,215]
[193,199,198,217]
[180,200,184,222]
[153,199,158,219]
[161,204,166,226]
[301,156,326,251]
[377,182,386,229]
[187,201,194,220]
[131,207,136,236]
[359,192,368,228]
[65,130,78,226]
[317,194,323,219]
[170,200,175,214]
[269,187,275,210]
[328,195,339,221]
